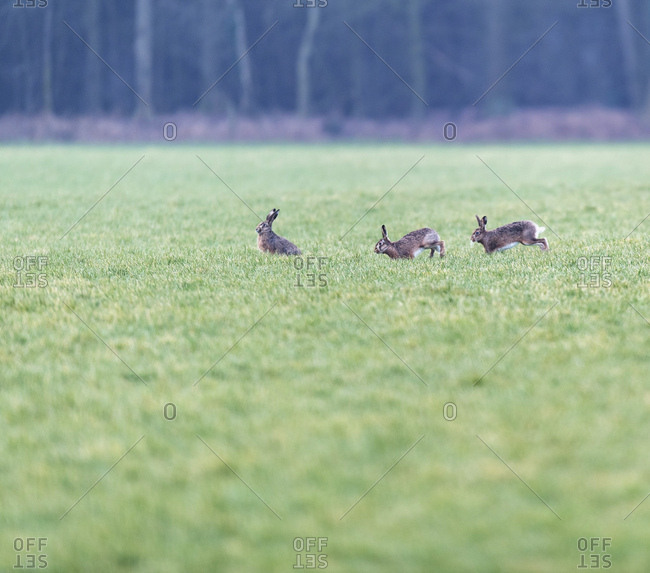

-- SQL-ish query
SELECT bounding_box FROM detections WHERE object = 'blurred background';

[2,0,650,140]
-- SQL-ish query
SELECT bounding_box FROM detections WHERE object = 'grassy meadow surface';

[0,144,648,572]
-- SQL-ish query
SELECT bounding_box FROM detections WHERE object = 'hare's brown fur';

[471,215,549,254]
[374,225,445,259]
[256,208,301,255]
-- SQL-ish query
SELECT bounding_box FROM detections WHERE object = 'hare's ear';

[475,215,482,227]
[267,209,279,223]
[481,216,487,228]
[381,225,388,239]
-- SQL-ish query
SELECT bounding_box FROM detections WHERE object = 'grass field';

[1,143,648,572]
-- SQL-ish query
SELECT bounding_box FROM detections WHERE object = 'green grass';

[1,143,648,572]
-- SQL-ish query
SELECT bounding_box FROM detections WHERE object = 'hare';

[256,208,301,255]
[471,215,549,254]
[374,224,445,259]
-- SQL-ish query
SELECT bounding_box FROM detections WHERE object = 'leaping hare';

[374,224,445,259]
[471,215,549,254]
[256,208,301,255]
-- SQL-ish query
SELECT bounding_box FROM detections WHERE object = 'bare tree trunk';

[615,0,639,108]
[408,0,426,118]
[42,6,53,114]
[350,47,364,117]
[134,0,153,115]
[19,12,35,113]
[105,2,122,114]
[84,0,102,113]
[645,3,650,117]
[228,0,253,114]
[485,0,510,114]
[296,8,320,117]
[199,0,219,111]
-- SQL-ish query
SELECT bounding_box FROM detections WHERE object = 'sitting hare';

[374,224,445,259]
[256,208,301,255]
[471,215,549,254]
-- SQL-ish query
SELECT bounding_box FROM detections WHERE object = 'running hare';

[374,224,445,259]
[471,215,549,254]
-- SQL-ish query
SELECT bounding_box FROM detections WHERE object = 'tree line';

[1,0,649,118]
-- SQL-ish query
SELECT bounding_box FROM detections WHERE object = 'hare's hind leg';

[429,240,445,257]
[523,237,549,251]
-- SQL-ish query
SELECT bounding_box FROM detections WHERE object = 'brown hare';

[374,224,445,259]
[471,215,549,254]
[256,208,301,255]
